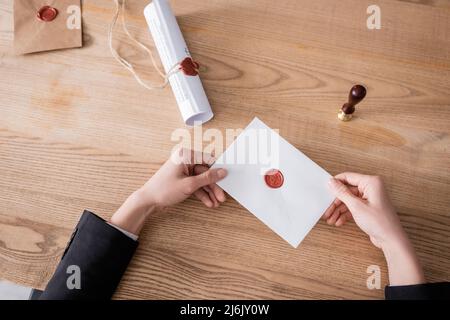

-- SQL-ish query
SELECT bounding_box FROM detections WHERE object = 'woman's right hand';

[323,172,425,286]
[323,173,405,250]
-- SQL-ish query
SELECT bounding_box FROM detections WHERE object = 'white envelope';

[211,117,334,248]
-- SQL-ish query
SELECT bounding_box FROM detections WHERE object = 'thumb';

[190,168,227,190]
[328,178,361,211]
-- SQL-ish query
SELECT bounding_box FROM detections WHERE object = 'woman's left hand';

[110,148,227,234]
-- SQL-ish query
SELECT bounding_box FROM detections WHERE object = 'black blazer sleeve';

[385,282,450,300]
[39,210,138,300]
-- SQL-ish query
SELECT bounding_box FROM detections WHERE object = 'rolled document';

[144,0,213,126]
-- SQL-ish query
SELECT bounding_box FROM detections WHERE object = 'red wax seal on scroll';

[179,57,200,76]
[264,169,284,189]
[37,6,58,22]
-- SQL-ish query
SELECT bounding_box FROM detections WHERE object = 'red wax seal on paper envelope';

[264,169,284,189]
[37,6,58,22]
[179,57,200,76]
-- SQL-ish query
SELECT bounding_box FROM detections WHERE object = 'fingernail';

[328,178,338,187]
[217,169,227,179]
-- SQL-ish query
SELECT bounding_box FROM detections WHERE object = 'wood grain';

[0,0,449,299]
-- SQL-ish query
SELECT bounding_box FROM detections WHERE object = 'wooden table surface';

[0,0,449,299]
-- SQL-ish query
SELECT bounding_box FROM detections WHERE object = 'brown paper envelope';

[14,0,82,55]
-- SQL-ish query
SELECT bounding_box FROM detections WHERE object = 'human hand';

[323,172,425,286]
[322,172,406,250]
[111,148,227,235]
[137,147,227,210]
[144,147,227,209]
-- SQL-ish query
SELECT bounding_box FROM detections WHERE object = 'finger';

[327,203,348,225]
[323,195,350,220]
[328,178,362,212]
[335,212,351,227]
[209,183,226,202]
[203,185,219,207]
[335,214,346,227]
[334,172,372,187]
[193,164,209,178]
[190,168,227,190]
[327,210,341,225]
[193,164,209,174]
[193,189,214,208]
[194,165,226,202]
[322,202,336,220]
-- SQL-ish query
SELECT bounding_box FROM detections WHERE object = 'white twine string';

[108,0,181,90]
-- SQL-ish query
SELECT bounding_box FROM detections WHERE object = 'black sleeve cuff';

[385,282,450,300]
[40,210,138,300]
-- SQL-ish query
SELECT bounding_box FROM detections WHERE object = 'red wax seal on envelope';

[264,169,284,189]
[37,6,58,22]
